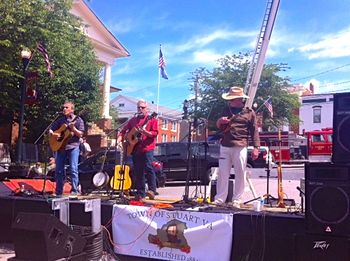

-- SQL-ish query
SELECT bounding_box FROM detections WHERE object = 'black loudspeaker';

[305,162,350,236]
[332,92,350,163]
[294,233,350,261]
[231,212,305,261]
[12,212,86,261]
[210,179,233,202]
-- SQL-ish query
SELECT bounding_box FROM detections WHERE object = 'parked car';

[154,142,219,185]
[247,146,275,169]
[153,142,276,185]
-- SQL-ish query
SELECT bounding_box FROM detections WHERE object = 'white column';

[102,63,112,119]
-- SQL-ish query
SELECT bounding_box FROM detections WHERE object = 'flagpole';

[157,66,160,114]
[256,96,271,113]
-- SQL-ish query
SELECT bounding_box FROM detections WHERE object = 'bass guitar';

[125,112,157,156]
[49,110,85,152]
[110,146,132,191]
[277,129,286,208]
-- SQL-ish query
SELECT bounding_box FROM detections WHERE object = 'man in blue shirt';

[49,101,84,196]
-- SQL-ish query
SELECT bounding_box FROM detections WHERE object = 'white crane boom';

[244,0,280,108]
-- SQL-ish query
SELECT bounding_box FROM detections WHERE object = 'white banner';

[112,205,233,261]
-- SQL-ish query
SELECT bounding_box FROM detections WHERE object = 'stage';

[0,178,349,261]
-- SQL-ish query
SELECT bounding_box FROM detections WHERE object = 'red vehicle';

[258,131,307,163]
[304,128,333,162]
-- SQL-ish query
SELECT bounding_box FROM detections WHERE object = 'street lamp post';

[17,49,32,163]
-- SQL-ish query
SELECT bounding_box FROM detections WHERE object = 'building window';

[162,119,168,130]
[313,106,321,123]
[171,121,177,131]
[171,135,177,142]
[162,134,167,142]
[118,103,125,107]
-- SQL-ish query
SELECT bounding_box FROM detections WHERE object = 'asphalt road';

[157,165,305,205]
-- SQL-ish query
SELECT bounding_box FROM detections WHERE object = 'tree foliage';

[188,53,300,131]
[0,0,102,143]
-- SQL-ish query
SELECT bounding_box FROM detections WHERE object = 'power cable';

[292,63,350,83]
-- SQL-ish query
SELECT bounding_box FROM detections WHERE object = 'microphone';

[296,186,305,196]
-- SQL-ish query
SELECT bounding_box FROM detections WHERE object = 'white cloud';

[106,18,135,34]
[297,27,350,59]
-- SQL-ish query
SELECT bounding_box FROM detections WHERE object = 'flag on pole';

[37,42,53,78]
[159,48,168,79]
[263,97,273,118]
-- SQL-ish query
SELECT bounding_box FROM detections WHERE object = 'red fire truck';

[304,128,333,162]
[259,128,333,163]
[258,131,307,163]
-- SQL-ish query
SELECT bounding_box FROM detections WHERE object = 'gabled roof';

[111,95,183,120]
[71,0,130,62]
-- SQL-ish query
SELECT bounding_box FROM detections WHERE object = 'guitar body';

[49,110,86,152]
[124,112,158,156]
[125,127,141,156]
[110,164,132,190]
[49,124,73,152]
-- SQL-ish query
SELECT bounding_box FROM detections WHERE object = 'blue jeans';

[55,147,80,195]
[132,150,157,197]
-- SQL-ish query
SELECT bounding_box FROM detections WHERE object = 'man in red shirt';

[117,100,158,200]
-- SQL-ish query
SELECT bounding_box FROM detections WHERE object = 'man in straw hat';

[214,86,260,206]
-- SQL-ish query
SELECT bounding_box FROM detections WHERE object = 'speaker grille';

[337,115,350,152]
[310,185,349,224]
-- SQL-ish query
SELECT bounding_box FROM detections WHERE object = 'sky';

[86,0,350,111]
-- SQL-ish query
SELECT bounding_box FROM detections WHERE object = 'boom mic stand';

[34,112,61,197]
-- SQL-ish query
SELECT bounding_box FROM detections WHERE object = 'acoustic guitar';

[49,110,85,152]
[110,146,132,191]
[125,112,157,156]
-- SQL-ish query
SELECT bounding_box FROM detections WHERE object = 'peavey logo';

[313,241,330,250]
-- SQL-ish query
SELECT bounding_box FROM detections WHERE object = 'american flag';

[159,48,168,79]
[37,42,53,78]
[263,97,273,118]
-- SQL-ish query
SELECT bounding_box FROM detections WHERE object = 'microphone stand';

[34,112,61,196]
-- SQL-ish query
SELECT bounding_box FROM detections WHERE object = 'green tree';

[189,53,300,131]
[0,0,102,143]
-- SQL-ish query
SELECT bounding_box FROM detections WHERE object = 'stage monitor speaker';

[332,92,350,163]
[305,162,350,236]
[231,212,304,261]
[294,233,350,261]
[12,212,86,261]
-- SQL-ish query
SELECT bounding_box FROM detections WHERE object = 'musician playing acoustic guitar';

[117,99,158,201]
[214,87,260,207]
[49,101,84,196]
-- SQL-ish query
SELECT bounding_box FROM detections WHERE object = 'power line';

[292,63,350,83]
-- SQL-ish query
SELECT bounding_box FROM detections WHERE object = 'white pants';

[215,145,247,203]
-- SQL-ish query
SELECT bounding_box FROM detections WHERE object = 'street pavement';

[0,165,305,260]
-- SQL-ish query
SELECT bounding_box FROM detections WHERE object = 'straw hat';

[222,86,249,100]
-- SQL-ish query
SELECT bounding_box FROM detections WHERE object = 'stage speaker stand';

[332,92,350,163]
[12,212,86,261]
[305,162,350,236]
[294,233,350,261]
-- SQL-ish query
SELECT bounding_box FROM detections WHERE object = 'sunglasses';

[137,106,146,109]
